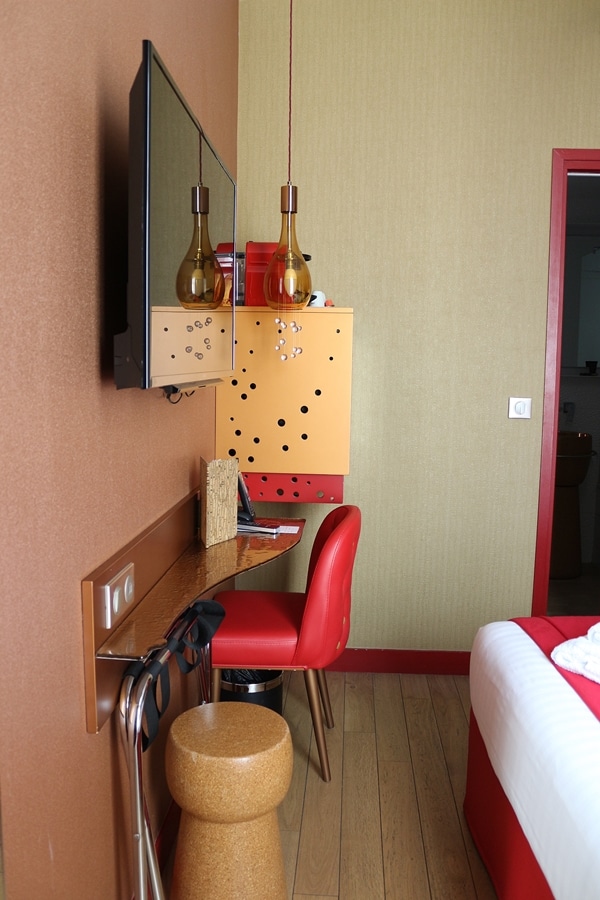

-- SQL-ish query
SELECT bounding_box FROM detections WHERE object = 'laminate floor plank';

[273,671,496,899]
[344,671,375,733]
[427,675,496,899]
[340,730,385,900]
[454,674,472,720]
[294,671,345,897]
[401,675,478,900]
[280,671,312,831]
[281,828,300,900]
[293,895,337,899]
[374,674,431,898]
[428,674,469,796]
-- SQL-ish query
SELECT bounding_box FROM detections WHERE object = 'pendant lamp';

[264,0,312,313]
[176,133,224,310]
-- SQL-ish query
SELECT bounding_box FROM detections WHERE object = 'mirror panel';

[115,41,236,390]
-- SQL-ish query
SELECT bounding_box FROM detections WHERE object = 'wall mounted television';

[114,40,236,391]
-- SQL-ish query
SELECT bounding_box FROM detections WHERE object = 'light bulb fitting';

[176,184,224,310]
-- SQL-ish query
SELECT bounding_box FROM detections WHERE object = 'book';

[237,520,281,535]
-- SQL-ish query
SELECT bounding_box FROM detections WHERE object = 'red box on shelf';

[244,241,277,306]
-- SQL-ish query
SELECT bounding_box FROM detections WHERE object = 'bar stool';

[165,702,292,900]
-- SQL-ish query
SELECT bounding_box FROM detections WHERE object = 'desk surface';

[98,522,304,661]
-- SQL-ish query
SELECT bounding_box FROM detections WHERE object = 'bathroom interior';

[549,173,600,615]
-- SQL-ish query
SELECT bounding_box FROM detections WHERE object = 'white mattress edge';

[471,620,600,900]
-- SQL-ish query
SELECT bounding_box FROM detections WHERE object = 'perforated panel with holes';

[150,306,234,388]
[215,307,353,479]
[242,472,345,504]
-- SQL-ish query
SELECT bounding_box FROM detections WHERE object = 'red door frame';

[532,149,600,615]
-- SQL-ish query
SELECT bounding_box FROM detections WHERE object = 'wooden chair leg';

[304,669,331,782]
[211,666,222,702]
[316,668,334,729]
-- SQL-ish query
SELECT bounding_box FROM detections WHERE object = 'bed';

[464,615,600,900]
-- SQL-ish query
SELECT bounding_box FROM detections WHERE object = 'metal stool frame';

[118,601,220,900]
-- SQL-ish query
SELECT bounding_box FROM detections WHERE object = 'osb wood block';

[200,458,238,547]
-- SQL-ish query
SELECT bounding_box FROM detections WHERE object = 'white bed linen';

[470,621,600,900]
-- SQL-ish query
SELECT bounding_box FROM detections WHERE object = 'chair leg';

[304,669,331,782]
[316,669,334,729]
[211,667,222,702]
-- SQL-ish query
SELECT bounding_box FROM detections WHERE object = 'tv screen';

[114,40,236,391]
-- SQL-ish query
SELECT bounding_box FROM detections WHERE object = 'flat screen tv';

[114,40,236,391]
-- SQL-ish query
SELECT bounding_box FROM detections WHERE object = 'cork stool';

[165,701,293,900]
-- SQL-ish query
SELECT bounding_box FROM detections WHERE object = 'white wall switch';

[508,397,532,419]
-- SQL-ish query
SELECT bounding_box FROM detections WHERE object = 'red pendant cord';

[198,129,203,183]
[288,0,293,184]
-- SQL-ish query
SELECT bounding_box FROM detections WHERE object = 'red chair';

[211,505,361,782]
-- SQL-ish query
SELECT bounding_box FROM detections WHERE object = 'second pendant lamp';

[263,0,311,311]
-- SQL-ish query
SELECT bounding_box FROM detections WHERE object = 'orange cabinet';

[215,307,353,501]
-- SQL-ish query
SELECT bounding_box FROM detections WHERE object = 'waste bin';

[220,669,283,715]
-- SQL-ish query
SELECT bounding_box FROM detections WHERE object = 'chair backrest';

[293,505,361,669]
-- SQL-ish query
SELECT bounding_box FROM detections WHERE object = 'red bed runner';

[512,615,600,720]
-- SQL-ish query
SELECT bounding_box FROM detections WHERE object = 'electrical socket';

[101,562,135,629]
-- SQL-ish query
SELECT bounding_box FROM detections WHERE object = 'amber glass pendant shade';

[176,185,224,310]
[264,183,311,311]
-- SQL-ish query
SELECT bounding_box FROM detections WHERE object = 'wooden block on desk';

[200,458,238,548]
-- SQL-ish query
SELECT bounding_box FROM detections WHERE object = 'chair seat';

[212,505,361,781]
[211,590,306,669]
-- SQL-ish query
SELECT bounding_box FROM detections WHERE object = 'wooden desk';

[82,486,304,732]
[98,526,304,660]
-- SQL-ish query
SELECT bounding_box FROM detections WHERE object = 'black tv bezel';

[114,40,236,391]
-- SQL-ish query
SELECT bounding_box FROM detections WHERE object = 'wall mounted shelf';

[81,488,303,732]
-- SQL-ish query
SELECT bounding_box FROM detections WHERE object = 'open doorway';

[532,149,600,616]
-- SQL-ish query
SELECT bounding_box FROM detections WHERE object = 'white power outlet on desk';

[101,562,135,629]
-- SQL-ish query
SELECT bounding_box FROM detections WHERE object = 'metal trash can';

[220,669,283,715]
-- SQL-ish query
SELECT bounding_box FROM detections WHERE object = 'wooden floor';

[278,670,496,900]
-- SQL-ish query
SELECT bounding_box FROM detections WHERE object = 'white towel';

[551,634,600,685]
[587,622,600,645]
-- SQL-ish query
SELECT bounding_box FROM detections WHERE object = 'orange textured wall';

[0,2,237,897]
